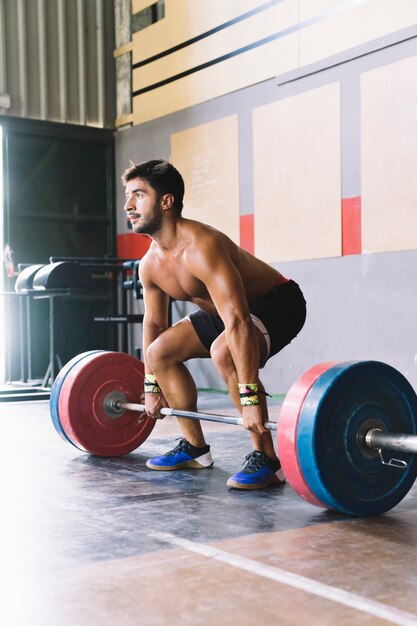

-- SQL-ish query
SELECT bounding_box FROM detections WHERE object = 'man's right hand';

[144,392,168,419]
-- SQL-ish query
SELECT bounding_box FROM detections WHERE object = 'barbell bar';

[365,429,417,454]
[108,399,277,430]
[51,350,417,517]
[108,398,417,458]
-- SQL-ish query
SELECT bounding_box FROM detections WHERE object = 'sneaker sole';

[227,473,286,490]
[146,459,214,471]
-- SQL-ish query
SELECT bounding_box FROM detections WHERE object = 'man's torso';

[141,219,287,314]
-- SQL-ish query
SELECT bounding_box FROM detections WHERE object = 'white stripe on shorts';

[251,314,271,362]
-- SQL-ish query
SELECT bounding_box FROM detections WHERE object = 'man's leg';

[146,317,210,447]
[210,329,277,459]
[210,330,285,488]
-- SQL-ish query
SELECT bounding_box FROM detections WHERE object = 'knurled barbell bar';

[50,350,417,517]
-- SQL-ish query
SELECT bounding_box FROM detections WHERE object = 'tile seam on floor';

[150,531,417,626]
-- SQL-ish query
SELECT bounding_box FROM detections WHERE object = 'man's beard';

[132,201,163,236]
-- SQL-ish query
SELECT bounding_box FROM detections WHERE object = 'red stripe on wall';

[117,233,152,259]
[240,214,254,254]
[342,196,362,256]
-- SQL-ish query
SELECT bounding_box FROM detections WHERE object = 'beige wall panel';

[134,2,298,88]
[300,0,417,67]
[132,0,157,14]
[299,0,347,20]
[133,34,298,124]
[361,55,417,254]
[170,116,240,243]
[253,83,341,263]
[133,0,269,63]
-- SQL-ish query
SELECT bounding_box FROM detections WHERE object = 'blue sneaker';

[146,438,213,471]
[227,450,286,490]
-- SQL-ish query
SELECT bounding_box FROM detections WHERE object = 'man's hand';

[144,392,168,419]
[242,404,268,435]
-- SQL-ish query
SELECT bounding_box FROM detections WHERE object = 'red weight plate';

[277,362,338,508]
[59,351,155,456]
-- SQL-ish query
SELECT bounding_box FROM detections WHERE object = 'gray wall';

[160,251,417,395]
[115,25,417,394]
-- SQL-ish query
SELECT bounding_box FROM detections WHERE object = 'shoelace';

[242,450,267,472]
[166,438,189,456]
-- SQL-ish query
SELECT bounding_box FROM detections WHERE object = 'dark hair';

[121,159,185,214]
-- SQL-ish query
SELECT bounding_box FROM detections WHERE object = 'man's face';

[124,177,163,235]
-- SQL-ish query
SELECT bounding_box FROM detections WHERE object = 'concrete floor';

[2,395,417,626]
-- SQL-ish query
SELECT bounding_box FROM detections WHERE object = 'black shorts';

[188,280,306,368]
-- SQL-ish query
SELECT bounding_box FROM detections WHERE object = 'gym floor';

[3,394,417,626]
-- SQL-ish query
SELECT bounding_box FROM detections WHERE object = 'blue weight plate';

[50,350,105,449]
[296,361,417,516]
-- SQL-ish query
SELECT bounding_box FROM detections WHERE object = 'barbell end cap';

[365,427,383,449]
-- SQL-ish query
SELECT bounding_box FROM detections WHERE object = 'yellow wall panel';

[133,33,298,124]
[131,0,417,126]
[300,0,417,67]
[361,55,417,254]
[170,116,240,243]
[253,83,341,263]
[133,0,268,63]
[133,2,298,89]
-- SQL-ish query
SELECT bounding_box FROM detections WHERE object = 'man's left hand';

[242,404,268,434]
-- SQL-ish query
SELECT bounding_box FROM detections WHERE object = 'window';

[131,0,165,34]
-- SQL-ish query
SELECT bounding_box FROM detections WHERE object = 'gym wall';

[115,0,417,392]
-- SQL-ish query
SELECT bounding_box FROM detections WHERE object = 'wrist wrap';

[144,374,161,394]
[238,383,259,406]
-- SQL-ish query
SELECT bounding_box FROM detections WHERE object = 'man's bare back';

[140,218,287,314]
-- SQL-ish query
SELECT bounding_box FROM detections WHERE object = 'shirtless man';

[122,159,306,489]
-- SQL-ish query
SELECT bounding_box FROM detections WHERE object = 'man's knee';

[210,336,234,375]
[146,331,189,370]
[146,336,171,370]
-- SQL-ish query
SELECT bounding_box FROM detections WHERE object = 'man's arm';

[184,236,266,434]
[142,284,170,371]
[139,261,170,417]
[139,263,169,374]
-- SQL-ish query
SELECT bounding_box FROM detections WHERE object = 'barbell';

[50,350,417,517]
